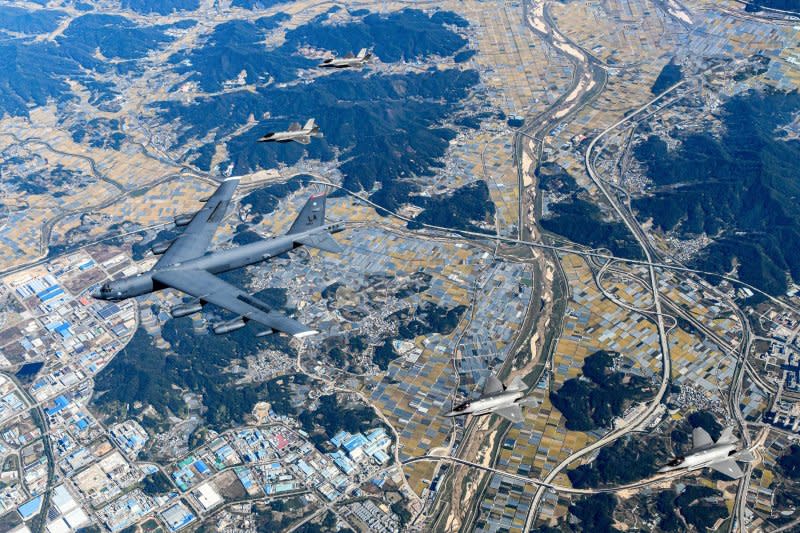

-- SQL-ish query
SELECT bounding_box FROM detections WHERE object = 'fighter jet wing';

[343,52,355,58]
[156,178,239,268]
[494,405,524,424]
[483,375,504,395]
[152,269,317,338]
[709,459,744,479]
[692,427,714,450]
[287,122,302,132]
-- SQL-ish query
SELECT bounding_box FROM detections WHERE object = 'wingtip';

[294,330,319,339]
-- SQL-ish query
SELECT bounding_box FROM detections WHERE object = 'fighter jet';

[443,374,537,424]
[258,119,322,145]
[658,426,754,479]
[92,178,344,338]
[319,48,372,69]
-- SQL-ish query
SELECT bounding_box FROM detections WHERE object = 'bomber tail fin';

[288,194,327,235]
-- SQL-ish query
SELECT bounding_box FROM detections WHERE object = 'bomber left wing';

[156,177,240,269]
[152,269,317,338]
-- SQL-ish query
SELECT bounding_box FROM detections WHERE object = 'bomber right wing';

[152,269,317,338]
[156,177,239,268]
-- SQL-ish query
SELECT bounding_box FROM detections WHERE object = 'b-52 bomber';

[258,118,321,145]
[92,178,343,338]
[658,426,754,479]
[444,373,537,423]
[319,48,372,69]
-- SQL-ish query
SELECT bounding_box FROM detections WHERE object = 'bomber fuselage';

[93,222,344,301]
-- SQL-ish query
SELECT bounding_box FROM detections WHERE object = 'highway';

[402,454,687,495]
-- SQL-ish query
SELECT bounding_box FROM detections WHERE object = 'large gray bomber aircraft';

[92,178,343,338]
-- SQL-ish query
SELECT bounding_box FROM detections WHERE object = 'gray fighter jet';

[258,119,321,145]
[444,374,537,424]
[658,426,754,479]
[92,178,343,338]
[319,48,372,69]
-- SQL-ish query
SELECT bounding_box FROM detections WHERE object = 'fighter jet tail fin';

[717,427,737,445]
[357,48,367,58]
[303,118,316,131]
[288,194,327,235]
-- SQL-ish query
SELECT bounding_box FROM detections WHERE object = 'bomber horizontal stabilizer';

[295,232,343,254]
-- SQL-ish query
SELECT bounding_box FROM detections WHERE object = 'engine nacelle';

[174,214,193,227]
[171,302,203,318]
[151,240,174,255]
[256,328,274,337]
[213,317,246,335]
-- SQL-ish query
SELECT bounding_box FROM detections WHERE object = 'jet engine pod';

[151,239,175,255]
[171,302,203,318]
[213,317,246,335]
[174,214,193,227]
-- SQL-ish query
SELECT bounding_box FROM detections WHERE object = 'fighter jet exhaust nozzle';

[213,317,246,335]
[174,214,193,227]
[151,240,175,255]
[171,302,203,318]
